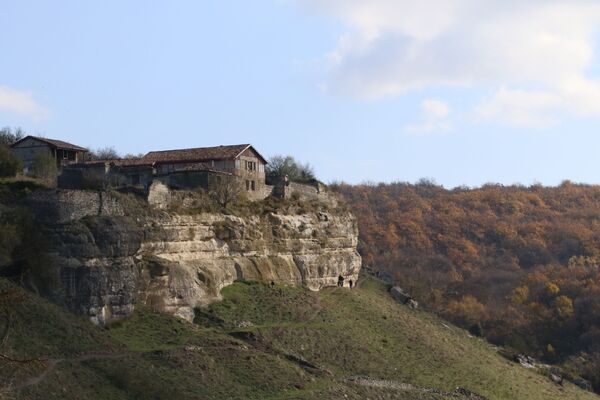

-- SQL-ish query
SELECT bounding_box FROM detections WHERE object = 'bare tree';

[210,175,244,208]
[0,146,22,177]
[0,127,25,147]
[266,155,315,184]
[88,146,120,161]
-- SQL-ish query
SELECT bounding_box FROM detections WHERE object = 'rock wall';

[34,190,361,325]
[27,189,124,223]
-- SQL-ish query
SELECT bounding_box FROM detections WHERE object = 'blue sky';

[2,1,600,187]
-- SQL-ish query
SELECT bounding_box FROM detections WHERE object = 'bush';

[0,146,22,177]
[469,322,484,337]
[31,152,58,184]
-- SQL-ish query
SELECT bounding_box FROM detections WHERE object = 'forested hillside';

[334,181,600,390]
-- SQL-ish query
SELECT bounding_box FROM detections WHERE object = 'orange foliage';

[334,181,600,390]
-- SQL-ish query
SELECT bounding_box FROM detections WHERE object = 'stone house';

[59,144,269,196]
[142,144,267,190]
[58,142,333,205]
[11,135,88,172]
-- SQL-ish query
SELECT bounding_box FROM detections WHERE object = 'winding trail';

[11,353,126,391]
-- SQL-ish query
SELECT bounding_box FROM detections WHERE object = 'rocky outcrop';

[33,189,361,325]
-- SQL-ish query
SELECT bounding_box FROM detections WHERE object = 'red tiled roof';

[11,135,88,152]
[142,144,267,164]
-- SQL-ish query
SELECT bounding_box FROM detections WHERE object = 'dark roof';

[109,158,154,167]
[71,158,154,167]
[143,144,267,164]
[11,135,88,152]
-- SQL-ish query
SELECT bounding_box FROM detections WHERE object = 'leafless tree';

[0,127,25,147]
[266,155,315,184]
[88,146,120,161]
[210,175,244,208]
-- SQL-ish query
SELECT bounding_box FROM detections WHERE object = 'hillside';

[333,181,600,391]
[1,275,596,400]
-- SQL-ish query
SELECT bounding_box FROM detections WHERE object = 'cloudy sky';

[2,1,600,186]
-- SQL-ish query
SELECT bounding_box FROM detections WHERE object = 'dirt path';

[345,376,489,400]
[11,353,126,391]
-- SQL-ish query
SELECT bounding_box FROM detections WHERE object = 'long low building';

[58,143,272,199]
[11,135,88,173]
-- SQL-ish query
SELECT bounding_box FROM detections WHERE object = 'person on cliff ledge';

[337,275,344,287]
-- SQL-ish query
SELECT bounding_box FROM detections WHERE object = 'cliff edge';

[27,188,361,325]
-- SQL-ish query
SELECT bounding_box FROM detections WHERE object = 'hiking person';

[349,279,353,289]
[337,275,344,287]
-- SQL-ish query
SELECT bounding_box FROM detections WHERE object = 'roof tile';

[142,144,265,163]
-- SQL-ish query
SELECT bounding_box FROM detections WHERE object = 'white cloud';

[295,0,600,126]
[0,85,48,120]
[475,88,562,128]
[405,99,451,134]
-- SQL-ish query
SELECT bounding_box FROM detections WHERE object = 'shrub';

[0,146,22,177]
[469,322,484,337]
[31,152,58,185]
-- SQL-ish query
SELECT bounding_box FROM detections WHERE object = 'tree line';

[333,180,600,391]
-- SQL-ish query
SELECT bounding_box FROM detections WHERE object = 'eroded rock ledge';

[32,189,361,325]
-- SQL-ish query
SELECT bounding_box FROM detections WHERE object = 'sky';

[2,1,600,187]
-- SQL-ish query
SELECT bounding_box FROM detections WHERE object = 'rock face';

[33,190,361,325]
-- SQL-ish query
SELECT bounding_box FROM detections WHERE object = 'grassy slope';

[1,276,597,400]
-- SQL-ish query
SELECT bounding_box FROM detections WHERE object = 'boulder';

[573,378,593,392]
[390,286,417,308]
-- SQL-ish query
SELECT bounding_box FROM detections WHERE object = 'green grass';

[1,276,598,400]
[0,177,47,203]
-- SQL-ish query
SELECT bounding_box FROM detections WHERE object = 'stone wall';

[147,181,172,209]
[157,170,211,190]
[272,180,338,206]
[245,181,273,201]
[27,189,124,223]
[58,164,108,189]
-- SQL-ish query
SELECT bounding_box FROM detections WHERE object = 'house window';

[63,150,68,160]
[251,181,255,191]
[246,180,250,191]
[245,161,257,171]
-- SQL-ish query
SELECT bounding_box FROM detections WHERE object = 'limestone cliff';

[31,189,361,325]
